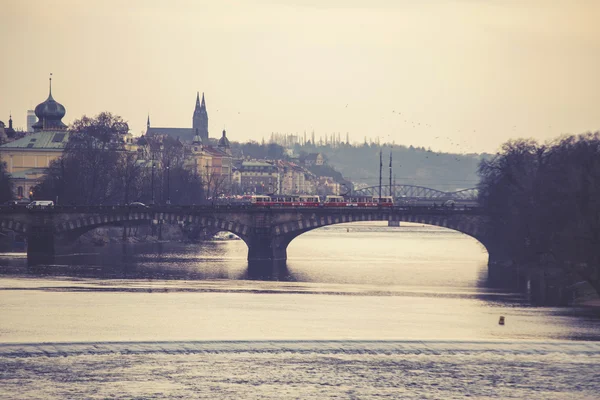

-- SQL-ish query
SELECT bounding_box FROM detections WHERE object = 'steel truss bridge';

[353,184,478,201]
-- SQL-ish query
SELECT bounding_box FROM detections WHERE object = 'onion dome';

[32,75,67,132]
[218,129,230,148]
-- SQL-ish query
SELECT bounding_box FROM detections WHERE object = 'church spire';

[48,73,53,99]
[147,114,150,128]
[192,91,208,143]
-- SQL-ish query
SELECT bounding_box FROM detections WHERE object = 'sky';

[1,0,599,154]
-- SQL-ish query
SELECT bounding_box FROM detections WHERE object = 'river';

[1,222,599,399]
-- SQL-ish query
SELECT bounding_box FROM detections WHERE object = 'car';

[128,202,149,208]
[26,200,55,209]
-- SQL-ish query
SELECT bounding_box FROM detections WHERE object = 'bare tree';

[35,112,130,205]
[478,134,600,296]
[0,160,13,203]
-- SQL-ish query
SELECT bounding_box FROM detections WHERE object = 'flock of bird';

[386,109,480,158]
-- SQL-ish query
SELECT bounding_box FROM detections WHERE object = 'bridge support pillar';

[27,226,55,265]
[246,233,288,264]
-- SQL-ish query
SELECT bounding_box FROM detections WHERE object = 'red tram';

[250,195,320,207]
[249,195,394,207]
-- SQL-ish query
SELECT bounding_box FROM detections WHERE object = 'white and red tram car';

[323,195,394,207]
[251,195,394,207]
[270,195,320,207]
[375,196,394,207]
[250,195,320,207]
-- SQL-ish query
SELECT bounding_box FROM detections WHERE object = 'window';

[52,133,66,143]
[17,187,23,197]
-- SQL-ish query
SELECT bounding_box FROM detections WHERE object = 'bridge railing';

[0,203,482,215]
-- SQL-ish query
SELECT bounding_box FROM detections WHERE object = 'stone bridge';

[0,205,497,266]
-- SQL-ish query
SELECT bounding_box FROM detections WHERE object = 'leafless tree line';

[478,133,600,296]
[34,112,211,206]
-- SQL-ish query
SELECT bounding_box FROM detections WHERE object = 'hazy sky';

[1,0,599,153]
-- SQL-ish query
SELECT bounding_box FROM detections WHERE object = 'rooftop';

[0,131,69,150]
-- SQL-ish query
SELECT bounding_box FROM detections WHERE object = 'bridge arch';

[0,217,28,234]
[55,212,252,242]
[266,211,490,264]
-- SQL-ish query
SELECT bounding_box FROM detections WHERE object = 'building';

[303,152,325,166]
[26,110,36,133]
[0,78,69,199]
[276,160,316,194]
[146,92,209,143]
[235,160,280,194]
[185,129,233,197]
[317,176,341,196]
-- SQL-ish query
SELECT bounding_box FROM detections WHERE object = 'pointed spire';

[201,92,206,108]
[196,91,200,107]
[192,128,202,145]
[147,114,150,128]
[48,73,53,99]
[8,112,13,130]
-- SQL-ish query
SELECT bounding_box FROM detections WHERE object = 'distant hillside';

[306,164,353,192]
[228,140,489,192]
[295,143,489,192]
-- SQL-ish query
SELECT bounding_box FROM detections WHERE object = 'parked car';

[26,200,55,209]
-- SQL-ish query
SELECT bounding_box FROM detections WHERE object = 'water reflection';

[0,222,568,302]
[0,223,518,302]
[245,260,294,281]
[2,223,600,342]
[3,223,493,285]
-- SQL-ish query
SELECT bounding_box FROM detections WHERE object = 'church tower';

[192,92,208,143]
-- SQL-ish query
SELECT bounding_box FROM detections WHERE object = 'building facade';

[234,160,280,194]
[26,110,36,133]
[277,160,316,194]
[0,78,69,200]
[303,152,325,166]
[185,130,233,197]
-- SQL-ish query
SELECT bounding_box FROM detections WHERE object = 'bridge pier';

[27,226,55,265]
[245,232,291,279]
[246,233,288,264]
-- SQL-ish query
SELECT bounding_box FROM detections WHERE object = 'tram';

[249,195,394,208]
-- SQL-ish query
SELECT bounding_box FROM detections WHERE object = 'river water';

[1,222,599,398]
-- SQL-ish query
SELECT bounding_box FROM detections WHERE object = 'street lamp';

[166,161,171,205]
[151,151,155,205]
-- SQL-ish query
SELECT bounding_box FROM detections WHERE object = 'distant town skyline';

[1,0,599,154]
